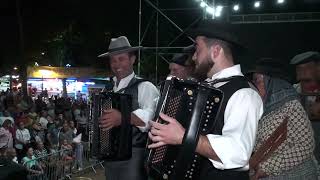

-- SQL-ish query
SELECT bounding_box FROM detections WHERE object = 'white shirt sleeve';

[207,88,263,170]
[133,81,160,132]
[16,129,22,141]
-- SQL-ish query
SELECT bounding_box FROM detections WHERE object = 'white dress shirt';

[16,128,31,143]
[113,72,160,132]
[206,65,263,170]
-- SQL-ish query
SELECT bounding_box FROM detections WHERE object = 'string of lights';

[196,0,286,19]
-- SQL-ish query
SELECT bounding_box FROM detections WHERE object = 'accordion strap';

[249,117,288,170]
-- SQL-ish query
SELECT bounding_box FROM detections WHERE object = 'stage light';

[215,11,222,17]
[200,2,207,8]
[216,5,223,12]
[277,0,285,4]
[206,6,215,14]
[233,4,240,11]
[254,1,261,8]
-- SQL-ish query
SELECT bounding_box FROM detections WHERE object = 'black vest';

[118,77,149,148]
[199,76,252,180]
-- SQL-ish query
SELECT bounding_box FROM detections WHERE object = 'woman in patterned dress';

[249,58,318,180]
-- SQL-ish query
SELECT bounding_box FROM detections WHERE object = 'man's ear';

[130,55,136,65]
[210,45,221,61]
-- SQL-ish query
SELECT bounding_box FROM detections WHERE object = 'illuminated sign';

[27,66,111,78]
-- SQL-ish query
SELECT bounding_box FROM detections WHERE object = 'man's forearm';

[131,113,145,127]
[196,135,222,163]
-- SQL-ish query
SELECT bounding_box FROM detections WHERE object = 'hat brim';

[98,46,142,58]
[245,67,291,82]
[187,28,248,55]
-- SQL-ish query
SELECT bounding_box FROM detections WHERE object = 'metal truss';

[230,12,320,24]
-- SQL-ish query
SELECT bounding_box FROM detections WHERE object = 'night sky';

[1,0,320,77]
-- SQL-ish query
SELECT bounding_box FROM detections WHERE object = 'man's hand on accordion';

[99,109,122,130]
[148,113,185,148]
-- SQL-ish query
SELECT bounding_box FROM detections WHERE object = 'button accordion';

[91,92,132,161]
[146,77,223,180]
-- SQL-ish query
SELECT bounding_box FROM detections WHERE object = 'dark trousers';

[104,147,148,180]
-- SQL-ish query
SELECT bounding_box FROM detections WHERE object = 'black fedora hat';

[98,36,142,58]
[247,58,291,82]
[171,53,190,67]
[187,20,246,53]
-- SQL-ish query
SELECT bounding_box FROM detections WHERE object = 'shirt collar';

[113,72,135,91]
[210,65,243,80]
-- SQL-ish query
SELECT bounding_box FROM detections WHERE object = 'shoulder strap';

[249,117,288,170]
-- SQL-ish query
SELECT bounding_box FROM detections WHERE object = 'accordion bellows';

[91,92,132,161]
[147,77,223,180]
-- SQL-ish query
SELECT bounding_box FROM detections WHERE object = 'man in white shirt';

[39,110,48,130]
[98,36,160,180]
[148,21,263,180]
[15,121,31,162]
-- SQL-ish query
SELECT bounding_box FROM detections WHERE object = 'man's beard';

[192,56,214,82]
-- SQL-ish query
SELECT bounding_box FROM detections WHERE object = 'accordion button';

[215,97,220,103]
[191,168,194,171]
[187,90,193,96]
[163,174,169,179]
[168,170,171,174]
[202,128,206,131]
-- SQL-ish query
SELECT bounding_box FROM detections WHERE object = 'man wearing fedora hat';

[98,36,159,180]
[148,20,263,180]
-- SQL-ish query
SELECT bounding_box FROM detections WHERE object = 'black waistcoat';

[199,76,252,180]
[118,77,149,148]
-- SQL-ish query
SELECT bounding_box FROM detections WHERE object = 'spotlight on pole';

[206,6,215,15]
[233,4,240,11]
[254,1,261,8]
[215,5,223,17]
[216,5,223,12]
[215,11,222,17]
[277,0,285,4]
[200,1,207,8]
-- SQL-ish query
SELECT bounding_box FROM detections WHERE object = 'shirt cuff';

[132,109,153,132]
[206,134,249,170]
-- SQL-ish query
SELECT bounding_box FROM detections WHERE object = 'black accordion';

[147,77,223,180]
[91,92,132,161]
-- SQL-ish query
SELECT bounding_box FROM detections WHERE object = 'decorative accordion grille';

[151,89,182,164]
[100,98,112,154]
